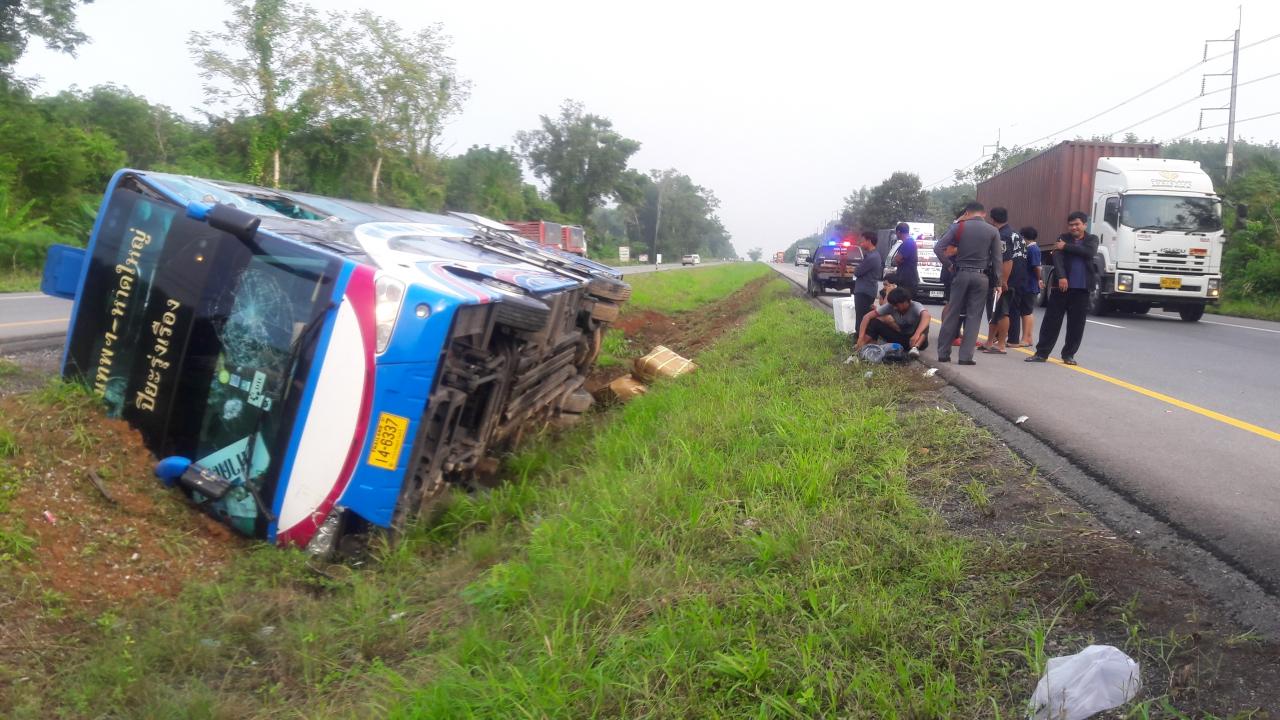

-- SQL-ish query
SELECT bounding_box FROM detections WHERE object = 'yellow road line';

[928,317,1280,443]
[0,318,68,329]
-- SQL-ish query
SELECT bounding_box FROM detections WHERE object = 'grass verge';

[8,269,1272,717]
[0,268,41,293]
[1208,296,1280,322]
[626,262,771,314]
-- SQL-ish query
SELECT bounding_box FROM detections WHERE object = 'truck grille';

[1136,252,1208,275]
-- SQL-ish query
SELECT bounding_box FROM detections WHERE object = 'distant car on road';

[681,254,701,266]
[806,240,864,296]
[794,248,811,266]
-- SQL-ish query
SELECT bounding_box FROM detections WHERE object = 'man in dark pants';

[852,231,882,332]
[980,206,1019,354]
[934,202,1002,365]
[1026,211,1097,366]
[890,222,919,295]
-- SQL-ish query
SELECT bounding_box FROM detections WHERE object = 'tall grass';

[625,263,771,315]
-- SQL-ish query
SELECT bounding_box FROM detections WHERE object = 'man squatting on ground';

[854,286,931,357]
[932,202,1002,365]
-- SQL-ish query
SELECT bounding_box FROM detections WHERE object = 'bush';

[0,228,78,273]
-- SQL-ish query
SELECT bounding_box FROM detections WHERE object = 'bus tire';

[495,294,552,332]
[588,276,631,301]
[590,299,621,323]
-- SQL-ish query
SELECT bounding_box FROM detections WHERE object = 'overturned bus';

[42,170,629,556]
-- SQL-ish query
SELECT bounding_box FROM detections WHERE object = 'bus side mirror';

[41,244,86,300]
[206,203,261,244]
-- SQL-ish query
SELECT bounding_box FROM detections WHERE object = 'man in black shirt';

[1026,211,1098,366]
[981,207,1018,354]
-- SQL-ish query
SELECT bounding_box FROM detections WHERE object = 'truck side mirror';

[1235,202,1248,230]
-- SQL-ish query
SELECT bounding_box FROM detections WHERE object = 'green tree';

[954,144,1043,185]
[191,0,310,186]
[444,146,528,219]
[39,85,210,171]
[839,186,869,228]
[0,0,92,86]
[313,9,468,199]
[926,182,975,233]
[636,169,733,258]
[858,171,929,231]
[516,100,641,223]
[747,247,763,261]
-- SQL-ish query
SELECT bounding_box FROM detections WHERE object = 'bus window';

[65,185,341,536]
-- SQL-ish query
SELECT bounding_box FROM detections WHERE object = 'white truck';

[1089,157,1223,320]
[978,142,1223,321]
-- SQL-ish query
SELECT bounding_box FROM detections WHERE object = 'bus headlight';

[374,275,406,353]
[1117,273,1133,292]
[1207,278,1220,298]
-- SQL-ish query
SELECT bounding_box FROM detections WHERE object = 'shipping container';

[976,141,1160,248]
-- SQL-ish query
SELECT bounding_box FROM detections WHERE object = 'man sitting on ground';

[855,287,931,358]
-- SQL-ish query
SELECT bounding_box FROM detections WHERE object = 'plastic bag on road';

[1029,644,1140,720]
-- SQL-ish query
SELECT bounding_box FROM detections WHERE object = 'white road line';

[0,293,48,300]
[1153,312,1280,334]
[1200,319,1280,334]
[1086,319,1126,329]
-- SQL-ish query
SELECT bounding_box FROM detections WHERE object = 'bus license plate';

[367,412,409,470]
[1160,277,1182,290]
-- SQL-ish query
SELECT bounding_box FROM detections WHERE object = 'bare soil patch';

[0,390,244,695]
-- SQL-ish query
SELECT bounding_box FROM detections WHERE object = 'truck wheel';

[1089,285,1112,316]
[1178,305,1205,322]
[806,276,819,297]
[1134,305,1150,315]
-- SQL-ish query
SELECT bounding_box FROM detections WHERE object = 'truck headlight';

[1207,277,1220,298]
[1117,273,1133,292]
[374,275,406,353]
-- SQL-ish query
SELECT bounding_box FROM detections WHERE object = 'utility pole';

[1225,7,1241,181]
[1201,8,1241,181]
[652,173,668,267]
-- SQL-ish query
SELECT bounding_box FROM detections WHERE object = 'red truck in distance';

[505,220,588,256]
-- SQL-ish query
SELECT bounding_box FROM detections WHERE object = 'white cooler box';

[833,296,860,334]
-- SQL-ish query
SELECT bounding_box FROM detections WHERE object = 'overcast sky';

[17,0,1280,255]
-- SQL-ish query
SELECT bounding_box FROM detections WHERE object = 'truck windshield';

[1121,195,1221,232]
[64,185,341,536]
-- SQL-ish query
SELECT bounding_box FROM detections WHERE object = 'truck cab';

[1089,157,1223,321]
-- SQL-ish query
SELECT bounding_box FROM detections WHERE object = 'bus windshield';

[1121,194,1222,232]
[64,183,342,536]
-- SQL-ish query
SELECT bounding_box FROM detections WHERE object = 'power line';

[1014,30,1280,149]
[1107,70,1280,137]
[924,154,985,190]
[1174,109,1280,140]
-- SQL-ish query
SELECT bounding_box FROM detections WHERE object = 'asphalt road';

[772,261,1280,592]
[0,292,71,349]
[0,261,726,351]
